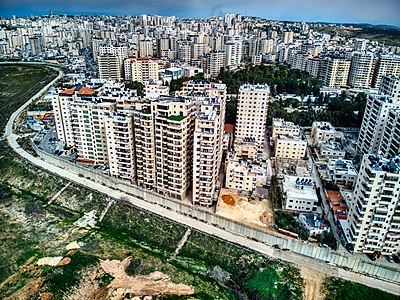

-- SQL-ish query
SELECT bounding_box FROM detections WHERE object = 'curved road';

[4,63,400,297]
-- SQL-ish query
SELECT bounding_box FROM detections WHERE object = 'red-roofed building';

[77,86,96,96]
[59,87,76,96]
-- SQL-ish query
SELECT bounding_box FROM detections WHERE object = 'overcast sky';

[1,0,399,26]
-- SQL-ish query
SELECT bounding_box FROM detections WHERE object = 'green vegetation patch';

[275,211,309,240]
[42,251,99,297]
[322,277,399,300]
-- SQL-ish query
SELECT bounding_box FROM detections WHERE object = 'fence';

[35,147,400,283]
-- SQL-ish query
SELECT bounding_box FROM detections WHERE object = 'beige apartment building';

[105,113,136,182]
[193,97,225,206]
[124,57,159,83]
[272,118,300,138]
[143,79,169,99]
[320,57,351,88]
[274,136,307,160]
[98,54,122,81]
[235,84,270,147]
[311,121,336,145]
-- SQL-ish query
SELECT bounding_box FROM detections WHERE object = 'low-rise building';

[271,118,300,138]
[299,213,330,235]
[282,176,319,212]
[325,159,358,189]
[311,121,336,144]
[318,141,345,160]
[274,135,307,159]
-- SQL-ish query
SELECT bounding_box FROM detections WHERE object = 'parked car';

[386,255,394,263]
[346,245,354,254]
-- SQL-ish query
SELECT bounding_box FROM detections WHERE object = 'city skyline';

[1,0,400,27]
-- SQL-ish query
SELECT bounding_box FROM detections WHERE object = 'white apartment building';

[318,141,346,160]
[379,75,400,100]
[320,57,351,88]
[311,121,336,145]
[271,118,300,138]
[235,84,270,147]
[143,79,169,99]
[348,52,375,88]
[306,58,321,78]
[357,95,400,156]
[105,113,135,182]
[326,159,358,189]
[193,97,225,206]
[283,176,318,212]
[225,36,242,68]
[274,135,307,160]
[70,99,115,165]
[380,109,400,158]
[347,154,400,255]
[124,57,159,83]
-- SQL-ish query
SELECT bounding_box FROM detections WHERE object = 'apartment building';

[380,109,400,158]
[357,95,400,156]
[105,113,135,182]
[151,98,198,200]
[70,99,115,165]
[372,55,400,88]
[318,141,346,160]
[193,97,225,206]
[274,135,307,160]
[320,57,351,88]
[348,52,375,88]
[282,176,318,212]
[379,75,400,100]
[326,159,358,189]
[98,54,122,81]
[271,118,300,138]
[311,121,336,145]
[347,154,400,255]
[203,51,225,79]
[225,36,242,68]
[124,57,159,83]
[235,84,270,147]
[143,79,169,99]
[225,152,267,192]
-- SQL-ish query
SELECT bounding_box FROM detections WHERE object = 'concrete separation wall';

[35,148,400,283]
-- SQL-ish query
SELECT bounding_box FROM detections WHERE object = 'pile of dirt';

[222,195,235,206]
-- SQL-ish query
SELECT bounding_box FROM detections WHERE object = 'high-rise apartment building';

[320,57,351,88]
[98,54,122,81]
[372,55,400,88]
[124,57,159,83]
[235,84,270,147]
[379,75,400,100]
[203,51,225,78]
[380,109,400,158]
[347,154,400,255]
[193,97,225,206]
[357,95,400,156]
[348,52,375,88]
[224,36,242,68]
[105,113,136,182]
[71,99,115,165]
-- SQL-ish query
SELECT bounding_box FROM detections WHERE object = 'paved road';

[4,64,400,296]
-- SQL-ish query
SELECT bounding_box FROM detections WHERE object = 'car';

[393,255,400,263]
[346,245,354,254]
[319,243,329,248]
[386,255,394,263]
[366,253,377,261]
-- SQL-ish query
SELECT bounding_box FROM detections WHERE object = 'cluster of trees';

[217,64,322,96]
[267,92,367,127]
[275,211,310,240]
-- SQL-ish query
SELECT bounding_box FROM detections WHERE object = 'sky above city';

[1,0,400,26]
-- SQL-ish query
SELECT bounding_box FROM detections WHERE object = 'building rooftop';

[328,159,357,176]
[224,124,234,133]
[321,141,344,152]
[282,175,318,199]
[367,154,400,174]
[273,118,299,130]
[312,121,335,132]
[239,83,270,92]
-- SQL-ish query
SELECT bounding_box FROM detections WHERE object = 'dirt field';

[216,188,274,229]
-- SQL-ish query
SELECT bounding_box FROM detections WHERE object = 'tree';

[125,81,144,97]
